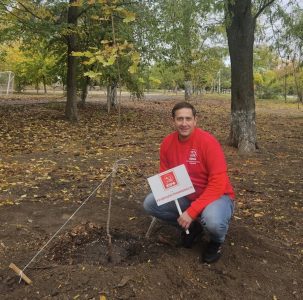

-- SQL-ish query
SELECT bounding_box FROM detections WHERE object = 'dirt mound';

[47,222,173,267]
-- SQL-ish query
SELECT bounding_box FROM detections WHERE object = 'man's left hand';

[177,211,193,230]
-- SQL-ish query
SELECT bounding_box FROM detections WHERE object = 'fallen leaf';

[254,198,263,202]
[116,275,132,287]
[254,213,264,218]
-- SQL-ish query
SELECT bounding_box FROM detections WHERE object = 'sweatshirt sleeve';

[159,141,169,172]
[186,172,228,219]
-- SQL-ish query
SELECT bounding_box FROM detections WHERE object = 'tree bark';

[184,79,192,101]
[42,75,47,94]
[107,82,118,113]
[182,0,193,102]
[226,0,257,153]
[292,61,303,104]
[36,81,39,94]
[65,0,78,122]
[80,76,90,107]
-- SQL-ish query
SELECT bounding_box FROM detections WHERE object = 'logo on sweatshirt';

[187,148,200,164]
[160,171,178,189]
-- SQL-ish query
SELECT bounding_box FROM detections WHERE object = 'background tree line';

[0,0,302,152]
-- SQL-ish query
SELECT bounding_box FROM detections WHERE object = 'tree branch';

[254,0,276,19]
[16,0,45,21]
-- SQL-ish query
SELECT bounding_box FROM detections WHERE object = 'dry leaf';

[254,213,264,218]
[117,275,132,287]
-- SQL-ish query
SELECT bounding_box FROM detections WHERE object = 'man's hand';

[177,211,193,230]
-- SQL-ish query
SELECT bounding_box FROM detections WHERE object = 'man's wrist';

[186,206,200,219]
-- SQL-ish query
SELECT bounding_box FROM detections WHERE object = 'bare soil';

[0,94,302,300]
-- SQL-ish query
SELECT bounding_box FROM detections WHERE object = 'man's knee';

[143,193,155,213]
[203,218,225,234]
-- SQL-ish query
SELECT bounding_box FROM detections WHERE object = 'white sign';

[147,164,195,206]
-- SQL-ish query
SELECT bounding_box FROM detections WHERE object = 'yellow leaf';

[254,198,263,202]
[84,71,102,79]
[123,11,136,23]
[100,295,107,300]
[70,0,82,7]
[150,76,161,84]
[96,55,105,64]
[72,51,85,57]
[0,200,14,206]
[83,57,97,65]
[254,213,264,218]
[104,55,116,66]
[128,64,137,74]
[131,51,140,63]
[72,51,93,58]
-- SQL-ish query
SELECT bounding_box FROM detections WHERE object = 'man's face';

[173,108,197,141]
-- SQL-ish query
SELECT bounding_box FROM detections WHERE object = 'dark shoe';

[180,221,203,248]
[202,241,222,263]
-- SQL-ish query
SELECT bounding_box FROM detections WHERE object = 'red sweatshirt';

[160,128,235,219]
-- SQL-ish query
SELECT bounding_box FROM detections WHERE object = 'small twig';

[117,174,135,199]
[106,159,128,262]
[145,217,157,239]
[106,168,115,262]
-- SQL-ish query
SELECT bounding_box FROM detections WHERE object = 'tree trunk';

[284,74,287,103]
[80,76,90,107]
[292,62,303,104]
[184,79,192,102]
[42,75,47,94]
[65,0,78,122]
[107,82,118,113]
[36,80,39,94]
[182,0,193,102]
[226,0,257,153]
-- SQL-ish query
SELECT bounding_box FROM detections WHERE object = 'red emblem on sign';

[160,171,178,189]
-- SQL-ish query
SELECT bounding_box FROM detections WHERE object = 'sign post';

[147,164,195,234]
[174,199,189,234]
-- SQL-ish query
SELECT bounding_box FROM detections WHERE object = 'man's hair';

[171,102,197,118]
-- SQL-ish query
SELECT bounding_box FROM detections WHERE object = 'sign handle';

[174,199,190,235]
